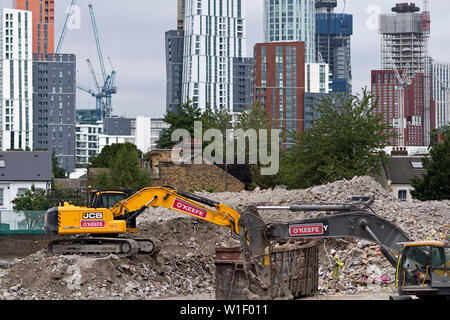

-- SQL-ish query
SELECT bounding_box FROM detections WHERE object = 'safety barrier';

[0,210,46,235]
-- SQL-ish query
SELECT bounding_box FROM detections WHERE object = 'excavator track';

[47,237,161,257]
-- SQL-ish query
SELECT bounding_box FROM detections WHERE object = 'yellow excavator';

[44,187,449,300]
[44,187,241,256]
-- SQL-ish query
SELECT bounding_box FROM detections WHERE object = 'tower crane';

[55,0,77,54]
[422,0,432,145]
[75,59,106,121]
[56,1,117,122]
[87,3,117,120]
[386,46,412,147]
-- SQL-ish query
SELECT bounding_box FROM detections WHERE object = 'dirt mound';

[0,176,448,299]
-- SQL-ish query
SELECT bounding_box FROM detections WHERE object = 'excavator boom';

[110,187,241,235]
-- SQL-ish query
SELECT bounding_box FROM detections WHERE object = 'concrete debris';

[0,176,449,299]
[0,249,215,300]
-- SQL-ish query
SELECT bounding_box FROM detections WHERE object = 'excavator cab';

[397,241,450,299]
[89,191,130,209]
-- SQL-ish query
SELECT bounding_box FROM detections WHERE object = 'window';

[0,188,3,206]
[398,190,408,201]
[17,188,28,196]
[410,161,424,169]
[402,245,431,286]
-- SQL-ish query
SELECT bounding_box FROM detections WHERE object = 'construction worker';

[330,249,344,280]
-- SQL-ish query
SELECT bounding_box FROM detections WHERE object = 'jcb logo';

[82,212,103,220]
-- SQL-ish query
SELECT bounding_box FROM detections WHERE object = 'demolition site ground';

[0,176,448,300]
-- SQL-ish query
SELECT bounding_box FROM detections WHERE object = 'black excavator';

[238,197,449,300]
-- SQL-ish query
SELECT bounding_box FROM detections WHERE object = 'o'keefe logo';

[172,198,208,219]
[289,223,328,237]
[80,220,105,228]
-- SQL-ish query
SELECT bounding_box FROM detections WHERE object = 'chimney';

[391,146,408,156]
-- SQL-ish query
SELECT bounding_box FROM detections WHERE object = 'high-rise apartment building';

[165,29,185,113]
[371,70,426,146]
[232,57,254,113]
[14,0,77,172]
[254,42,306,146]
[14,0,54,57]
[379,3,427,77]
[315,0,353,93]
[376,2,433,147]
[182,0,246,112]
[33,53,76,172]
[264,0,316,63]
[432,62,450,128]
[166,0,186,113]
[0,9,33,151]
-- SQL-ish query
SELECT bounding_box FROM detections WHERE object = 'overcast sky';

[1,0,449,119]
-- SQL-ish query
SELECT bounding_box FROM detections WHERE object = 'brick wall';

[151,162,245,192]
[147,149,245,192]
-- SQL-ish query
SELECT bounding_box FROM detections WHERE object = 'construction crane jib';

[386,46,411,147]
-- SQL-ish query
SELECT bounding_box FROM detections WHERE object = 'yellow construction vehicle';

[44,188,449,300]
[394,225,449,300]
[44,187,241,256]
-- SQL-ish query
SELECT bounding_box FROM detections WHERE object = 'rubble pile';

[0,240,216,300]
[193,176,449,295]
[0,176,448,299]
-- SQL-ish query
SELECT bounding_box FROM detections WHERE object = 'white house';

[0,151,52,211]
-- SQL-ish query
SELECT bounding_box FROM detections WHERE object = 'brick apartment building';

[14,0,55,57]
[371,70,434,146]
[253,42,306,147]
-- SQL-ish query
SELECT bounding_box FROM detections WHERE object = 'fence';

[47,188,88,208]
[0,210,46,235]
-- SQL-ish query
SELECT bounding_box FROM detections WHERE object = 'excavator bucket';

[214,241,319,300]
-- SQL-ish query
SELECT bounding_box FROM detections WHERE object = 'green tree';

[157,101,202,149]
[89,142,143,168]
[52,152,66,178]
[11,185,50,230]
[236,101,272,133]
[430,124,450,146]
[201,106,235,190]
[236,102,280,190]
[279,89,395,189]
[411,137,450,201]
[201,106,232,134]
[201,106,233,160]
[92,148,151,191]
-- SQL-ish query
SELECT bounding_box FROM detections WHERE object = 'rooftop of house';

[0,151,52,182]
[385,156,427,185]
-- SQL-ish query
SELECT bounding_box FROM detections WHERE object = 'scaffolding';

[380,12,425,78]
[379,2,433,146]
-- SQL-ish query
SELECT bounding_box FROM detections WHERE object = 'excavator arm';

[235,198,412,298]
[110,187,242,237]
